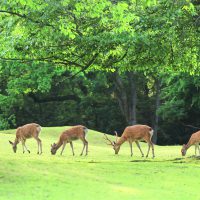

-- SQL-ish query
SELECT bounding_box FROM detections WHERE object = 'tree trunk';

[127,71,137,125]
[152,78,161,144]
[111,71,137,126]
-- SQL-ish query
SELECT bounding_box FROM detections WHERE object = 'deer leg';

[21,141,25,154]
[198,144,200,156]
[35,138,42,154]
[129,141,133,157]
[25,143,30,153]
[195,144,198,156]
[80,143,85,156]
[146,143,151,158]
[80,138,88,156]
[145,137,154,158]
[135,141,144,157]
[151,142,155,158]
[85,140,88,156]
[22,140,30,153]
[39,138,42,154]
[70,142,75,156]
[60,141,67,155]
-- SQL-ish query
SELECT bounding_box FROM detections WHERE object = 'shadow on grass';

[87,158,187,164]
[130,159,152,163]
[168,158,184,161]
[166,156,200,163]
[188,155,200,159]
[130,157,187,164]
[88,160,102,163]
[74,156,200,165]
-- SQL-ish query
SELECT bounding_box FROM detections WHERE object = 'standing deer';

[51,125,88,156]
[104,124,155,158]
[9,123,42,154]
[181,130,200,156]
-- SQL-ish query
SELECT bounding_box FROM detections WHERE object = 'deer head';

[104,131,120,154]
[51,143,57,155]
[181,144,187,156]
[9,140,17,153]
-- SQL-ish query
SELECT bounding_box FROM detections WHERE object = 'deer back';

[16,123,41,140]
[187,130,200,146]
[122,125,153,141]
[60,125,87,142]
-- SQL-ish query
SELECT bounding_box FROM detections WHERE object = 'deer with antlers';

[181,130,200,156]
[9,123,42,154]
[51,125,88,156]
[104,124,155,158]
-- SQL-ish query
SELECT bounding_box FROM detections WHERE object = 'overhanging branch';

[29,93,80,103]
[0,56,84,68]
[0,10,54,27]
[184,124,200,130]
[66,53,99,79]
[0,53,99,79]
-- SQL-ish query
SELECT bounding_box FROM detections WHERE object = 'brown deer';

[51,125,88,156]
[181,130,200,156]
[104,124,155,158]
[9,123,42,154]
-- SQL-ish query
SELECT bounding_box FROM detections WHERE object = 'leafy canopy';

[0,0,199,74]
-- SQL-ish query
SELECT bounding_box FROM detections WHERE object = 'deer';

[51,125,88,156]
[9,123,42,154]
[104,124,155,158]
[181,130,200,156]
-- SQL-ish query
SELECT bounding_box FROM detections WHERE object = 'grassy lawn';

[0,126,200,200]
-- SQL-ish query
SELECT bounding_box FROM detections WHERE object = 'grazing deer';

[181,130,200,156]
[9,123,42,154]
[51,125,88,156]
[104,124,155,158]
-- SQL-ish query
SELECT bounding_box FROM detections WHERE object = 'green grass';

[0,126,200,200]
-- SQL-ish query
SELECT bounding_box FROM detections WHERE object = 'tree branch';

[184,124,200,130]
[66,53,99,79]
[0,56,84,68]
[29,93,80,103]
[0,10,54,27]
[0,53,98,80]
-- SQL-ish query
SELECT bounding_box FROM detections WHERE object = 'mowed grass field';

[0,127,200,200]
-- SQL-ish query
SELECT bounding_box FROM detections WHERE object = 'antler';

[114,131,118,143]
[103,134,114,146]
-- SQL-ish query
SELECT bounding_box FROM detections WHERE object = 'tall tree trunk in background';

[127,72,137,125]
[152,78,161,144]
[112,71,137,126]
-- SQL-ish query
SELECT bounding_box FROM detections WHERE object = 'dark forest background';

[1,70,200,145]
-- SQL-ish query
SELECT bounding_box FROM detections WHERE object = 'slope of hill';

[0,127,199,200]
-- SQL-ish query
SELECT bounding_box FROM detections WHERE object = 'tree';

[110,71,137,125]
[0,0,199,145]
[0,0,198,74]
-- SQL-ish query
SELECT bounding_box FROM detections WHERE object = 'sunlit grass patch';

[0,126,199,200]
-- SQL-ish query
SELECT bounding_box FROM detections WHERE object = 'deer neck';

[185,143,192,150]
[55,139,63,150]
[116,136,126,146]
[14,138,19,147]
[185,138,194,150]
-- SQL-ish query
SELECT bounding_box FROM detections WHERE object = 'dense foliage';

[0,0,199,144]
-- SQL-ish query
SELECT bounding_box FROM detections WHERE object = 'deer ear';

[9,140,13,145]
[51,144,53,147]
